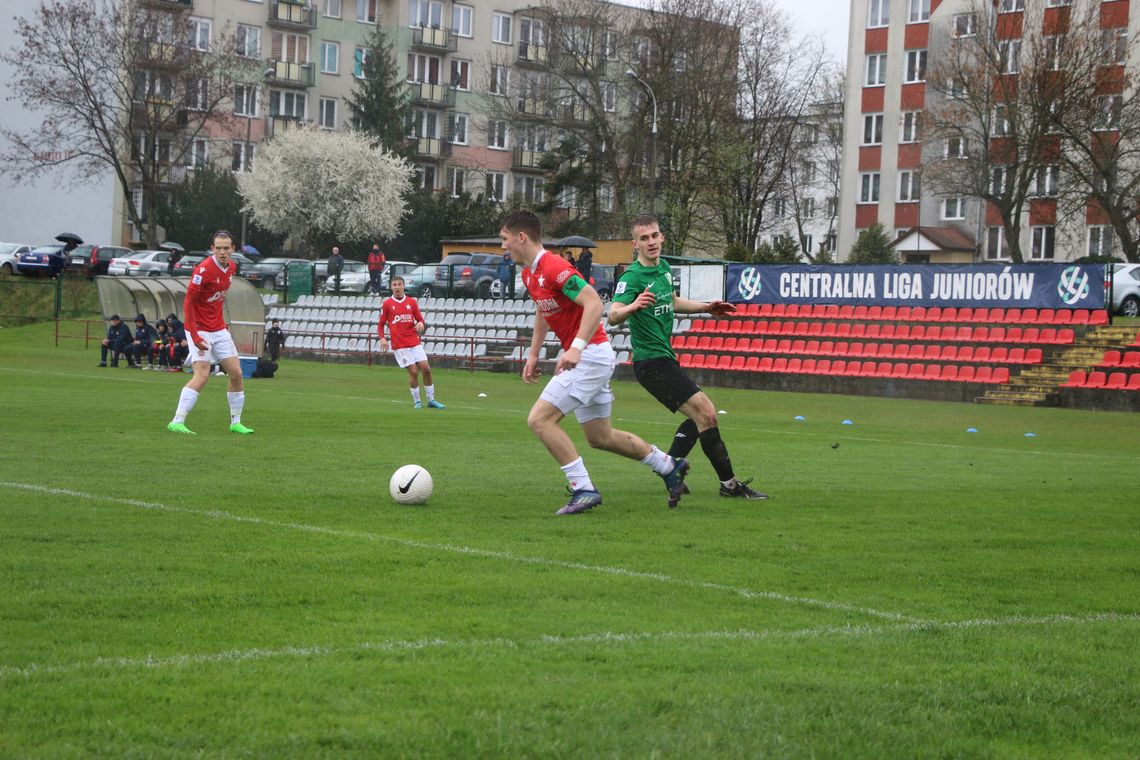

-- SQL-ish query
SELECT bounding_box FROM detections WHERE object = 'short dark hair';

[501,210,542,242]
[212,230,234,246]
[390,275,405,286]
[630,214,659,235]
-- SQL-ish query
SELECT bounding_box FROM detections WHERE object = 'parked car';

[66,244,131,277]
[379,260,419,294]
[107,250,173,276]
[0,243,33,274]
[318,259,370,293]
[434,252,502,297]
[589,264,616,300]
[243,257,310,291]
[313,257,366,286]
[230,251,254,275]
[16,244,67,277]
[1107,263,1140,317]
[397,264,437,297]
[171,253,206,276]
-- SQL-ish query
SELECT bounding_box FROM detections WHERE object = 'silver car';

[0,242,33,275]
[107,250,172,276]
[1107,263,1140,317]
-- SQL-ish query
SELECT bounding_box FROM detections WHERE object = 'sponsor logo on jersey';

[615,281,628,295]
[191,274,203,285]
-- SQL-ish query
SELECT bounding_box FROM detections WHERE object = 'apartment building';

[838,0,1138,263]
[117,0,658,244]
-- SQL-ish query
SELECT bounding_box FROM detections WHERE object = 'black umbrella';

[559,235,597,248]
[160,242,185,252]
[55,232,83,246]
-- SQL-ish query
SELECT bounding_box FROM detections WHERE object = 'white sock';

[227,391,245,425]
[560,457,595,492]
[173,387,199,424]
[425,384,435,401]
[410,386,421,403]
[641,445,673,475]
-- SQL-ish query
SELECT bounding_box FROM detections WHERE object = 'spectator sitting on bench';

[98,314,132,367]
[127,314,157,369]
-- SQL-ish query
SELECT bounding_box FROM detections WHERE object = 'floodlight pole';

[625,69,657,215]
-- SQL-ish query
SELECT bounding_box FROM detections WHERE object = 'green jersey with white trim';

[612,259,676,362]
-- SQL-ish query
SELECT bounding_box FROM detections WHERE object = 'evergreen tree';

[847,223,899,264]
[386,191,502,263]
[347,25,412,158]
[156,167,284,253]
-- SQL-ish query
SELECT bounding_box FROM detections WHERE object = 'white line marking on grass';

[2,612,1135,680]
[1,481,919,623]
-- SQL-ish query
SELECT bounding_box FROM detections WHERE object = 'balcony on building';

[136,0,192,9]
[266,59,316,88]
[268,0,318,29]
[517,42,549,68]
[517,96,551,119]
[409,81,456,108]
[137,40,191,69]
[411,26,457,53]
[559,102,590,125]
[411,137,452,160]
[266,114,311,138]
[513,147,547,172]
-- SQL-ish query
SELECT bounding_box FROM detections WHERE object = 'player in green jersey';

[608,214,768,500]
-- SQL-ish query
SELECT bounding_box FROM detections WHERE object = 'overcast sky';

[771,0,850,68]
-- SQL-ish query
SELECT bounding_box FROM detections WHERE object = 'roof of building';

[890,226,976,252]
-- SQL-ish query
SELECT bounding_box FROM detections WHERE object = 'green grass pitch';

[1,322,1138,757]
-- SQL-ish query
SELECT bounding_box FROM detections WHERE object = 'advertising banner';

[725,264,1105,309]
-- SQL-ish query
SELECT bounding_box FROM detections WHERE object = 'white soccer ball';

[389,464,433,505]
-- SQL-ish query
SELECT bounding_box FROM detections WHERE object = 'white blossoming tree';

[238,125,412,252]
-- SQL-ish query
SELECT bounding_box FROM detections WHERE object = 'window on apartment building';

[904,49,927,82]
[416,164,436,191]
[134,72,174,102]
[908,0,930,22]
[604,30,618,61]
[407,108,439,139]
[185,138,208,169]
[826,197,838,218]
[986,227,1009,259]
[270,91,306,118]
[999,0,1024,11]
[453,4,473,37]
[827,160,839,182]
[1102,28,1128,65]
[232,141,255,172]
[409,1,443,28]
[492,13,512,44]
[514,176,545,204]
[898,170,920,201]
[353,47,370,78]
[999,39,1021,74]
[801,161,817,182]
[321,42,339,74]
[1045,35,1064,70]
[991,165,1007,195]
[324,0,341,19]
[800,234,814,252]
[490,64,509,95]
[945,136,967,158]
[185,78,208,111]
[357,0,378,24]
[993,104,1011,136]
[802,198,816,217]
[272,31,309,65]
[942,197,966,220]
[947,77,967,99]
[862,113,884,145]
[486,172,506,201]
[633,37,651,69]
[772,197,786,217]
[865,53,887,86]
[868,0,890,27]
[1031,226,1055,259]
[234,84,259,116]
[319,97,336,129]
[799,124,819,144]
[603,82,617,112]
[446,167,466,197]
[488,120,509,149]
[953,13,976,37]
[1032,164,1059,196]
[189,18,210,51]
[236,25,260,58]
[1046,0,1071,6]
[1097,95,1122,129]
[407,53,440,84]
[859,173,880,203]
[450,59,471,90]
[900,111,922,142]
[1088,225,1115,257]
[448,113,468,144]
[518,125,546,152]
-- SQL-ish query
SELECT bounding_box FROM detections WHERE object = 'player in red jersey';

[378,275,444,409]
[499,210,688,515]
[166,231,253,435]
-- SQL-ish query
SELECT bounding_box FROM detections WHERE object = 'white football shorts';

[392,344,428,368]
[186,328,239,365]
[539,341,615,423]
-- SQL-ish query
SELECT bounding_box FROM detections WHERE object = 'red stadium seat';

[680,353,695,367]
[1061,370,1086,387]
[696,336,712,350]
[829,360,846,374]
[926,306,943,321]
[1069,309,1089,324]
[714,319,730,333]
[758,303,774,317]
[786,358,803,373]
[1022,327,1040,343]
[988,327,1006,342]
[1039,328,1057,343]
[756,357,774,372]
[771,357,788,372]
[880,324,897,340]
[940,365,959,381]
[1127,374,1140,390]
[954,327,972,341]
[1026,348,1042,363]
[881,306,898,320]
[972,326,990,341]
[821,322,838,337]
[1007,347,1026,363]
[1100,350,1123,367]
[709,337,724,351]
[839,305,855,319]
[850,323,867,338]
[957,345,975,362]
[1122,351,1140,368]
[867,305,882,320]
[807,322,824,336]
[805,340,820,354]
[770,304,788,317]
[908,344,926,359]
[1105,372,1127,389]
[801,359,818,374]
[691,318,709,332]
[957,307,974,322]
[1005,327,1023,342]
[974,346,992,362]
[819,340,835,355]
[742,303,761,317]
[810,304,826,319]
[730,355,747,371]
[824,305,840,319]
[1005,308,1021,323]
[942,307,958,322]
[1089,310,1108,325]
[992,367,1010,383]
[723,337,738,351]
[1036,308,1055,324]
[923,344,941,360]
[896,306,912,321]
[744,356,760,371]
[776,339,792,353]
[1085,371,1107,388]
[970,307,989,323]
[791,339,806,354]
[835,323,852,338]
[907,363,925,379]
[991,347,1008,363]
[762,338,778,353]
[923,364,942,380]
[975,366,994,383]
[939,345,958,361]
[1054,310,1072,325]
[1057,329,1075,344]
[853,305,869,319]
[958,365,977,382]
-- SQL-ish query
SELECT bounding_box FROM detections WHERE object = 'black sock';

[699,426,735,482]
[668,418,700,460]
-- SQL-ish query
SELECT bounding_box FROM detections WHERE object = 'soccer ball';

[390,464,433,505]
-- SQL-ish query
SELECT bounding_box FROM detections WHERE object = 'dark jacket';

[132,319,157,346]
[105,321,132,345]
[576,250,593,282]
[265,326,286,351]
[167,317,187,344]
[328,252,344,276]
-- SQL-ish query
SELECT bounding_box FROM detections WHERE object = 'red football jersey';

[522,250,607,350]
[184,255,235,342]
[379,295,424,349]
